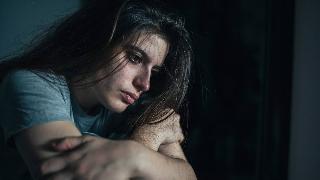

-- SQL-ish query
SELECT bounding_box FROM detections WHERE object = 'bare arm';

[38,109,197,179]
[42,136,197,180]
[14,110,196,179]
[158,142,187,161]
[138,142,196,180]
[129,111,197,179]
[14,121,82,179]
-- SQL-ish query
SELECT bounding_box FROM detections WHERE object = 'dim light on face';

[92,33,169,113]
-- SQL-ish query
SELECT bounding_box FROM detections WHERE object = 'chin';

[110,106,127,113]
[104,100,128,113]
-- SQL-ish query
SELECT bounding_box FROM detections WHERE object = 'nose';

[133,69,151,92]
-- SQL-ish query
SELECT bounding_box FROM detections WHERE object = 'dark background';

[172,0,293,179]
[0,0,319,180]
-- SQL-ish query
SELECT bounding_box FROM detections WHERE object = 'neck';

[70,84,100,115]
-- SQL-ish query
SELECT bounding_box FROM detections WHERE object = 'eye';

[152,67,160,74]
[151,66,162,77]
[127,50,143,64]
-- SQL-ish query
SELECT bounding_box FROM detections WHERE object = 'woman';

[0,0,196,179]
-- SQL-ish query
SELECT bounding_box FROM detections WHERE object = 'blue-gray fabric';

[0,70,125,180]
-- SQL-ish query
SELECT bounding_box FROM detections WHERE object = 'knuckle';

[58,138,76,150]
[65,139,74,149]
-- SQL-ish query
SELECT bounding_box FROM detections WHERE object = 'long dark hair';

[0,0,192,132]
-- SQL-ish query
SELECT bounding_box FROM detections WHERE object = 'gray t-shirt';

[0,70,128,179]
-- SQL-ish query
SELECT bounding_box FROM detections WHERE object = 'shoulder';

[0,70,73,143]
[2,69,39,87]
[3,69,65,89]
[1,69,70,101]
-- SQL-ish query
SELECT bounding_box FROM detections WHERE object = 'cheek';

[112,65,137,83]
[100,65,136,90]
[93,65,139,112]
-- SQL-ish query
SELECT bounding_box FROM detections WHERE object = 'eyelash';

[127,51,143,64]
[126,50,161,75]
[152,68,160,75]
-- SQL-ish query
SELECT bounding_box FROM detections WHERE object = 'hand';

[130,109,184,151]
[40,136,144,180]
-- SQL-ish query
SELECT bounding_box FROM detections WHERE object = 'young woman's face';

[93,33,169,113]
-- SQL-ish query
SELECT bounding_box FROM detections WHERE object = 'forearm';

[137,145,197,180]
[14,121,82,179]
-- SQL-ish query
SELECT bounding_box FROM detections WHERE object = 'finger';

[41,168,74,180]
[41,143,89,175]
[40,157,68,175]
[77,161,105,180]
[51,136,87,151]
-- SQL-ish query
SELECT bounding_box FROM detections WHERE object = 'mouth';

[120,91,139,105]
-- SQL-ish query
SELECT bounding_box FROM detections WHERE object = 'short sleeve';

[0,70,72,144]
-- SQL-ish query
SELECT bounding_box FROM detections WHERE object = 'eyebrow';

[125,45,163,70]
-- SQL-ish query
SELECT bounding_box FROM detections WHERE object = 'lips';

[121,91,139,105]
